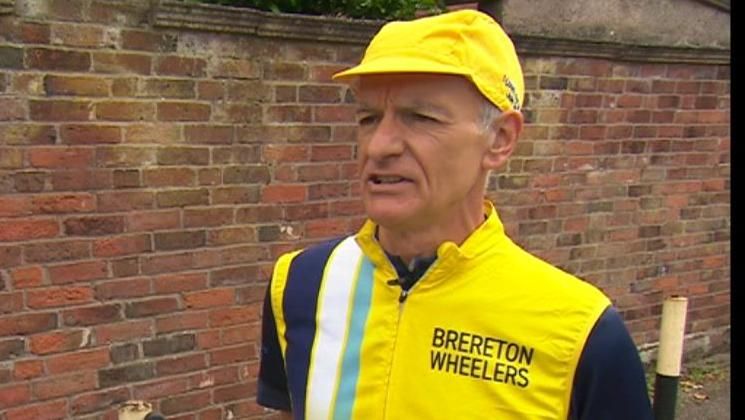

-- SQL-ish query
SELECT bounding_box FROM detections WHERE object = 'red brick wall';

[0,1,730,419]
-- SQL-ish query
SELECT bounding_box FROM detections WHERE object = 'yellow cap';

[333,9,524,112]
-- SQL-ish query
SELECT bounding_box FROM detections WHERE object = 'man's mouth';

[370,175,409,184]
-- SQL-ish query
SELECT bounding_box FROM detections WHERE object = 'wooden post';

[652,296,688,420]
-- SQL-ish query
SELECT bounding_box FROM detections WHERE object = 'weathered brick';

[13,359,44,381]
[139,78,195,98]
[0,125,57,145]
[184,125,233,144]
[98,362,155,389]
[62,303,122,327]
[44,75,108,97]
[0,219,59,242]
[209,344,256,366]
[95,277,150,300]
[155,312,208,335]
[92,52,151,75]
[5,399,68,420]
[52,169,112,191]
[184,289,235,309]
[0,338,25,361]
[63,215,125,236]
[26,48,90,71]
[30,100,91,121]
[0,46,24,69]
[27,286,94,309]
[154,230,206,251]
[212,58,259,79]
[70,386,130,415]
[208,305,260,328]
[223,166,271,184]
[28,329,87,355]
[157,102,210,121]
[92,234,151,257]
[266,105,312,123]
[93,320,152,345]
[156,189,209,208]
[0,383,31,408]
[60,124,121,144]
[24,240,90,263]
[110,343,139,365]
[155,56,207,77]
[142,333,195,357]
[157,147,210,165]
[97,191,154,212]
[31,193,96,214]
[159,390,210,415]
[46,347,109,374]
[95,101,154,121]
[125,297,180,318]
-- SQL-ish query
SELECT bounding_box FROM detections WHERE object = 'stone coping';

[153,0,729,65]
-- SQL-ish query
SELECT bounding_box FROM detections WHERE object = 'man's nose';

[365,114,405,160]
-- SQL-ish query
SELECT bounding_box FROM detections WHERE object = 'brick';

[152,272,207,294]
[143,167,195,187]
[97,191,154,212]
[0,384,31,408]
[125,209,180,232]
[155,56,206,77]
[141,252,194,275]
[212,58,259,79]
[32,193,96,214]
[0,338,25,361]
[0,292,23,314]
[157,147,210,165]
[208,305,260,328]
[131,377,189,401]
[98,361,154,389]
[27,286,94,309]
[125,297,180,318]
[261,184,307,203]
[47,260,107,285]
[223,166,270,184]
[46,347,109,374]
[96,146,156,168]
[221,324,258,345]
[24,240,90,263]
[28,329,87,355]
[63,215,124,236]
[110,257,139,278]
[51,170,112,191]
[160,390,211,415]
[9,266,44,289]
[28,147,92,169]
[26,48,90,71]
[95,101,154,121]
[183,208,233,228]
[157,189,209,208]
[154,230,206,251]
[0,98,25,121]
[13,359,44,381]
[113,169,141,188]
[0,125,56,145]
[110,343,139,365]
[0,219,59,242]
[156,353,206,375]
[95,278,150,300]
[213,383,255,404]
[183,289,235,310]
[139,78,195,99]
[311,145,353,161]
[5,399,67,420]
[266,105,312,123]
[13,172,47,193]
[207,226,256,246]
[125,124,182,143]
[142,333,195,358]
[155,312,208,335]
[44,75,108,97]
[197,80,224,100]
[209,344,256,366]
[30,100,91,121]
[0,46,24,69]
[62,303,122,327]
[157,102,210,121]
[92,52,151,75]
[121,30,176,52]
[93,320,152,345]
[92,234,151,257]
[306,219,349,239]
[71,387,130,416]
[60,124,121,145]
[212,186,260,205]
[184,125,233,144]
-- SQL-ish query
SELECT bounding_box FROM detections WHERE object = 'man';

[257,9,653,420]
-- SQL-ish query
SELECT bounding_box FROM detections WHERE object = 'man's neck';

[376,205,485,264]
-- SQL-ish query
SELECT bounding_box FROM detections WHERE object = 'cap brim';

[332,55,470,81]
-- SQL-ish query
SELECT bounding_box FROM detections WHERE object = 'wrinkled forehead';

[352,73,485,110]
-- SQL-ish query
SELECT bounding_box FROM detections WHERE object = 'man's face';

[355,73,493,230]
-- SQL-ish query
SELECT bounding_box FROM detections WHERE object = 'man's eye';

[412,113,439,123]
[357,115,379,125]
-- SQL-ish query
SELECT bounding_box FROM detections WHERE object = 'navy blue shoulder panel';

[257,286,291,410]
[569,306,654,420]
[282,236,346,419]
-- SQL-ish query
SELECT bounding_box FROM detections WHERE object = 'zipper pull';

[398,289,409,303]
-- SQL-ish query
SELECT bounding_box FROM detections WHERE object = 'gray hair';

[480,99,502,132]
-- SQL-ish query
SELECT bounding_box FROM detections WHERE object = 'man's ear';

[482,110,523,170]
